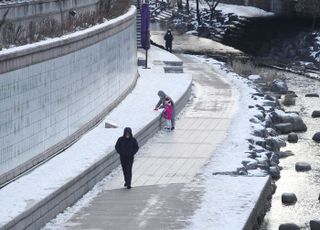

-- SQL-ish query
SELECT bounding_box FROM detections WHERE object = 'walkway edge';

[2,78,192,230]
[242,176,272,230]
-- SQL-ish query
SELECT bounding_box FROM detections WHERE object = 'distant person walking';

[154,90,175,130]
[164,29,173,53]
[115,127,139,189]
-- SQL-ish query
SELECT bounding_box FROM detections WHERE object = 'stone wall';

[0,0,100,45]
[0,0,132,47]
[0,0,99,22]
[0,6,137,186]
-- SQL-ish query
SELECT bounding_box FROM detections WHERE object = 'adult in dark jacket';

[115,127,139,189]
[164,29,173,53]
[154,90,175,130]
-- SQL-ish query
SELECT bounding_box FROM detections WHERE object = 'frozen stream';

[260,72,320,229]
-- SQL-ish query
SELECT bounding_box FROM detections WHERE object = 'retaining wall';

[243,176,272,229]
[0,0,103,44]
[0,0,99,22]
[0,6,137,187]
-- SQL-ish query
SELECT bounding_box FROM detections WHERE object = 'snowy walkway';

[45,52,236,229]
[43,50,269,230]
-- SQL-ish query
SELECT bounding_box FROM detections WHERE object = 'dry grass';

[229,59,287,88]
[229,59,256,76]
[0,0,130,48]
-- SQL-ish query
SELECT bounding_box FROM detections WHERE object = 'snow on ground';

[216,3,274,17]
[0,45,192,227]
[185,55,269,228]
[187,1,274,18]
[191,55,267,174]
[187,175,268,229]
[310,33,320,62]
[0,0,32,6]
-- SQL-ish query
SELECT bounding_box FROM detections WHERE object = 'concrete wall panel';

[0,0,99,22]
[0,7,137,186]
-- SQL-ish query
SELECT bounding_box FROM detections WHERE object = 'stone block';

[274,123,292,134]
[281,192,297,204]
[137,58,146,66]
[279,223,300,230]
[295,162,311,172]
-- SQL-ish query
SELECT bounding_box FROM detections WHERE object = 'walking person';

[164,29,173,53]
[115,127,139,189]
[154,90,175,130]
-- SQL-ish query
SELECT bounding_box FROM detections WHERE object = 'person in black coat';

[164,29,173,53]
[115,127,139,189]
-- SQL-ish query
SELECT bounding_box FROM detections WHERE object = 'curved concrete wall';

[0,6,137,186]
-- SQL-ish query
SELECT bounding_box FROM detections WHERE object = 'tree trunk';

[177,0,183,10]
[196,0,200,24]
[185,0,189,13]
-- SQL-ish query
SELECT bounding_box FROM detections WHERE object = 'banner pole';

[141,3,150,69]
[145,49,148,69]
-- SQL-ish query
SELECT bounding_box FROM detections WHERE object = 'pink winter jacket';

[162,104,173,120]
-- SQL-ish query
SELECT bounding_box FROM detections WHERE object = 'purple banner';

[141,4,150,50]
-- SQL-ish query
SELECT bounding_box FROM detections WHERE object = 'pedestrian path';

[43,50,239,229]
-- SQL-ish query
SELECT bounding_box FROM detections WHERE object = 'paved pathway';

[46,54,238,230]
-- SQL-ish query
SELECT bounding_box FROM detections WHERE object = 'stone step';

[164,66,183,73]
[163,60,183,66]
[161,11,171,16]
[157,14,170,19]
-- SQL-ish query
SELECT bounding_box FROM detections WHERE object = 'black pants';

[120,156,134,186]
[165,43,172,53]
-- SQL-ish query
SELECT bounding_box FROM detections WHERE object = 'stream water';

[260,72,320,229]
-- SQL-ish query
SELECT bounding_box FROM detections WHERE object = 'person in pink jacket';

[162,99,173,130]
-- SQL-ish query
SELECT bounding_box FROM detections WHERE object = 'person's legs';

[120,157,128,186]
[164,119,171,129]
[125,156,134,188]
[171,108,175,130]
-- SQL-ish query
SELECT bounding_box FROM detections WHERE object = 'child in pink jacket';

[162,99,173,130]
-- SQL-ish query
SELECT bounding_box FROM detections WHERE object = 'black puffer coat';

[115,127,139,157]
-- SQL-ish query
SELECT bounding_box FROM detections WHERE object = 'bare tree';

[196,0,200,24]
[204,0,220,21]
[185,0,190,13]
[0,9,9,46]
